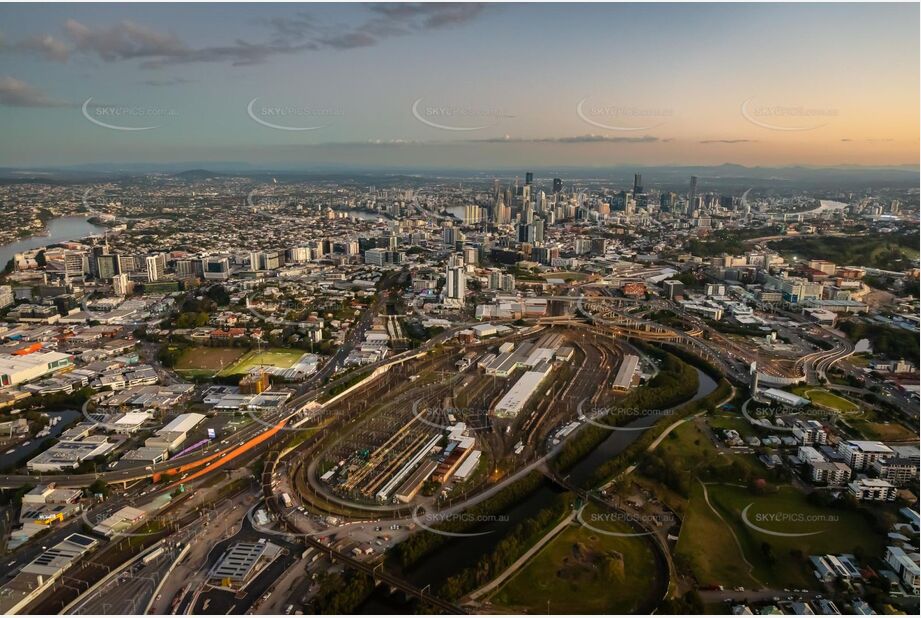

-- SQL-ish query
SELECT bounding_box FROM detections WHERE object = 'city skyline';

[0,2,918,168]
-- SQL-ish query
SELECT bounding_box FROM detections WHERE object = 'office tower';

[118,255,137,274]
[688,175,698,208]
[448,253,464,268]
[517,223,534,244]
[660,192,677,211]
[95,254,119,280]
[250,251,263,271]
[525,172,533,185]
[145,254,164,282]
[663,280,684,300]
[633,173,643,195]
[202,256,231,280]
[443,224,459,247]
[463,246,478,266]
[552,178,563,194]
[364,248,387,267]
[533,219,545,243]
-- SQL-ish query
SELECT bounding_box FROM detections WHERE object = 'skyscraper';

[446,262,466,303]
[688,175,698,209]
[552,178,563,194]
[633,173,643,195]
[525,172,533,185]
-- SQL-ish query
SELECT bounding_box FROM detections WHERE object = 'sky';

[0,2,918,169]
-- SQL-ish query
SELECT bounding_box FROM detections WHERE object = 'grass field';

[792,387,860,413]
[492,503,659,614]
[174,346,246,378]
[216,348,306,377]
[678,483,886,589]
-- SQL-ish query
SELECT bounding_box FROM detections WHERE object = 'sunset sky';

[0,2,918,168]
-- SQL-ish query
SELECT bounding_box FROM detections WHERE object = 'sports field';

[216,348,306,377]
[492,503,660,614]
[792,387,860,413]
[174,346,246,378]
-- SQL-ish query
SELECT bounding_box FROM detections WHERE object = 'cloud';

[0,76,69,107]
[139,77,197,87]
[2,5,488,70]
[699,139,757,144]
[367,3,487,29]
[13,34,71,62]
[472,134,659,144]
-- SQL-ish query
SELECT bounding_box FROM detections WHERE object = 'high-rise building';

[95,254,119,280]
[202,256,231,280]
[688,175,698,208]
[145,254,164,282]
[463,204,481,225]
[112,273,131,297]
[663,280,685,300]
[446,264,466,302]
[525,172,533,185]
[552,178,563,194]
[633,173,643,195]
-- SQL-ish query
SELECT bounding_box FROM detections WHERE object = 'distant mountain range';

[0,162,917,192]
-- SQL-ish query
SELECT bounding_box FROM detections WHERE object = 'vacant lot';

[492,503,660,614]
[175,346,246,378]
[216,348,305,377]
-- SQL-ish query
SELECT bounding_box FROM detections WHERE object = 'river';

[0,216,107,268]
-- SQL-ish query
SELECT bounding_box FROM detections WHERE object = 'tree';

[87,479,109,498]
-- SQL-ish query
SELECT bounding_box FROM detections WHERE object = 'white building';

[848,477,897,502]
[837,440,894,470]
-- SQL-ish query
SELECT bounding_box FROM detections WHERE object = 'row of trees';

[438,495,570,600]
